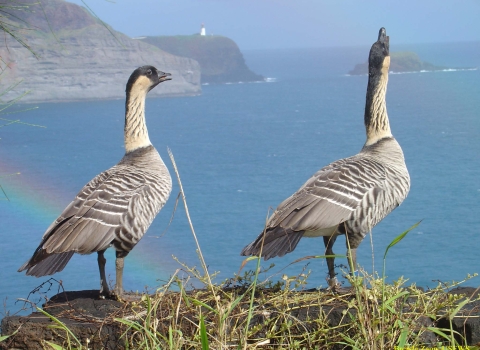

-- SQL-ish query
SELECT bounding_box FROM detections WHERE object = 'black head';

[126,65,172,94]
[368,28,390,75]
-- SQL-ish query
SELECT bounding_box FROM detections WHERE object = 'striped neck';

[124,89,151,153]
[364,56,392,146]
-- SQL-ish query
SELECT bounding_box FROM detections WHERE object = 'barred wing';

[268,156,387,232]
[241,155,388,260]
[19,165,159,276]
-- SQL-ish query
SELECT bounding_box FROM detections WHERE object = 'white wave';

[390,67,478,75]
[441,67,478,72]
[239,77,278,84]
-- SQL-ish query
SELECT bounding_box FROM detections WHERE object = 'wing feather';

[19,164,155,275]
[241,155,388,259]
[268,155,386,233]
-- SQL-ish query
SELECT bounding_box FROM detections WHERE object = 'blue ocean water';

[1,42,479,315]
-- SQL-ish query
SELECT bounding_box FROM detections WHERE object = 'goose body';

[241,28,410,287]
[19,66,172,298]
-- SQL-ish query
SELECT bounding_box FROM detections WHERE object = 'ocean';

[1,42,479,315]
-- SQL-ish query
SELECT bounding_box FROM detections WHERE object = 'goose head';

[126,65,172,96]
[368,28,390,77]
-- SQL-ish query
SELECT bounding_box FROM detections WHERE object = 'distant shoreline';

[348,51,477,75]
[346,66,478,77]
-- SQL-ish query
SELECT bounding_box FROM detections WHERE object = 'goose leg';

[115,251,127,298]
[98,250,110,297]
[347,248,357,276]
[323,236,339,289]
[345,232,359,277]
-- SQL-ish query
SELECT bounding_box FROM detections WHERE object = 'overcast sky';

[68,0,480,50]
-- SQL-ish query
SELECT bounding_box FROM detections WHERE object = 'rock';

[0,0,201,104]
[0,290,135,350]
[348,51,448,75]
[3,287,479,349]
[140,35,264,84]
[437,287,480,346]
[1,313,124,350]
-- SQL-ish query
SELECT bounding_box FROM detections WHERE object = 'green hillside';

[141,35,264,84]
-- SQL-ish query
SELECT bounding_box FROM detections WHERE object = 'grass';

[21,261,479,349]
[105,264,477,349]
[2,152,480,350]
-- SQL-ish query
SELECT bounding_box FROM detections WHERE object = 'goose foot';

[327,277,354,294]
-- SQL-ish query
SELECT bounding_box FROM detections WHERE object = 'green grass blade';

[189,298,218,314]
[396,320,408,348]
[144,295,152,330]
[449,298,470,320]
[45,341,65,350]
[200,314,209,350]
[37,308,81,347]
[169,326,174,350]
[383,221,421,261]
[80,0,125,48]
[115,318,143,331]
[382,290,410,310]
[426,326,461,343]
[245,255,262,336]
[178,280,191,307]
[397,328,408,348]
[220,292,246,323]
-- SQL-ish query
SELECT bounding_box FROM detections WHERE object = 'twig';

[167,148,219,309]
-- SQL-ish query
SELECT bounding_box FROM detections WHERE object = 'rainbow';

[0,150,178,293]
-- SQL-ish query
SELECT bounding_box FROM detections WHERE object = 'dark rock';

[437,287,480,346]
[1,314,124,350]
[42,290,125,318]
[416,316,438,345]
[0,290,136,350]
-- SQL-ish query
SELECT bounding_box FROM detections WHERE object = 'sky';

[66,0,480,50]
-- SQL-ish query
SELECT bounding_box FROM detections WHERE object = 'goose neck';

[364,57,392,146]
[124,91,151,153]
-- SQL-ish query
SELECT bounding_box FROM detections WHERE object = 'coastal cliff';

[2,287,480,349]
[348,51,447,75]
[0,0,201,103]
[140,35,264,84]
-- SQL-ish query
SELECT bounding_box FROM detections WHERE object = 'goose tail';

[241,227,304,260]
[18,251,75,277]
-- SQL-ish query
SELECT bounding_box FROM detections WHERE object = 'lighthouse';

[200,23,206,36]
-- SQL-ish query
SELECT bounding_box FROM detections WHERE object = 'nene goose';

[19,66,173,299]
[241,28,410,288]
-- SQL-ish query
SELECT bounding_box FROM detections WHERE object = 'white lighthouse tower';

[200,23,206,36]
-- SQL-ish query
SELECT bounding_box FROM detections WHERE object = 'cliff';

[0,0,201,103]
[348,51,447,75]
[140,35,264,84]
[2,287,480,349]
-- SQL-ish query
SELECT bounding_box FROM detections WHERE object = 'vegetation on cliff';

[349,51,447,75]
[140,35,264,84]
[3,271,479,349]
